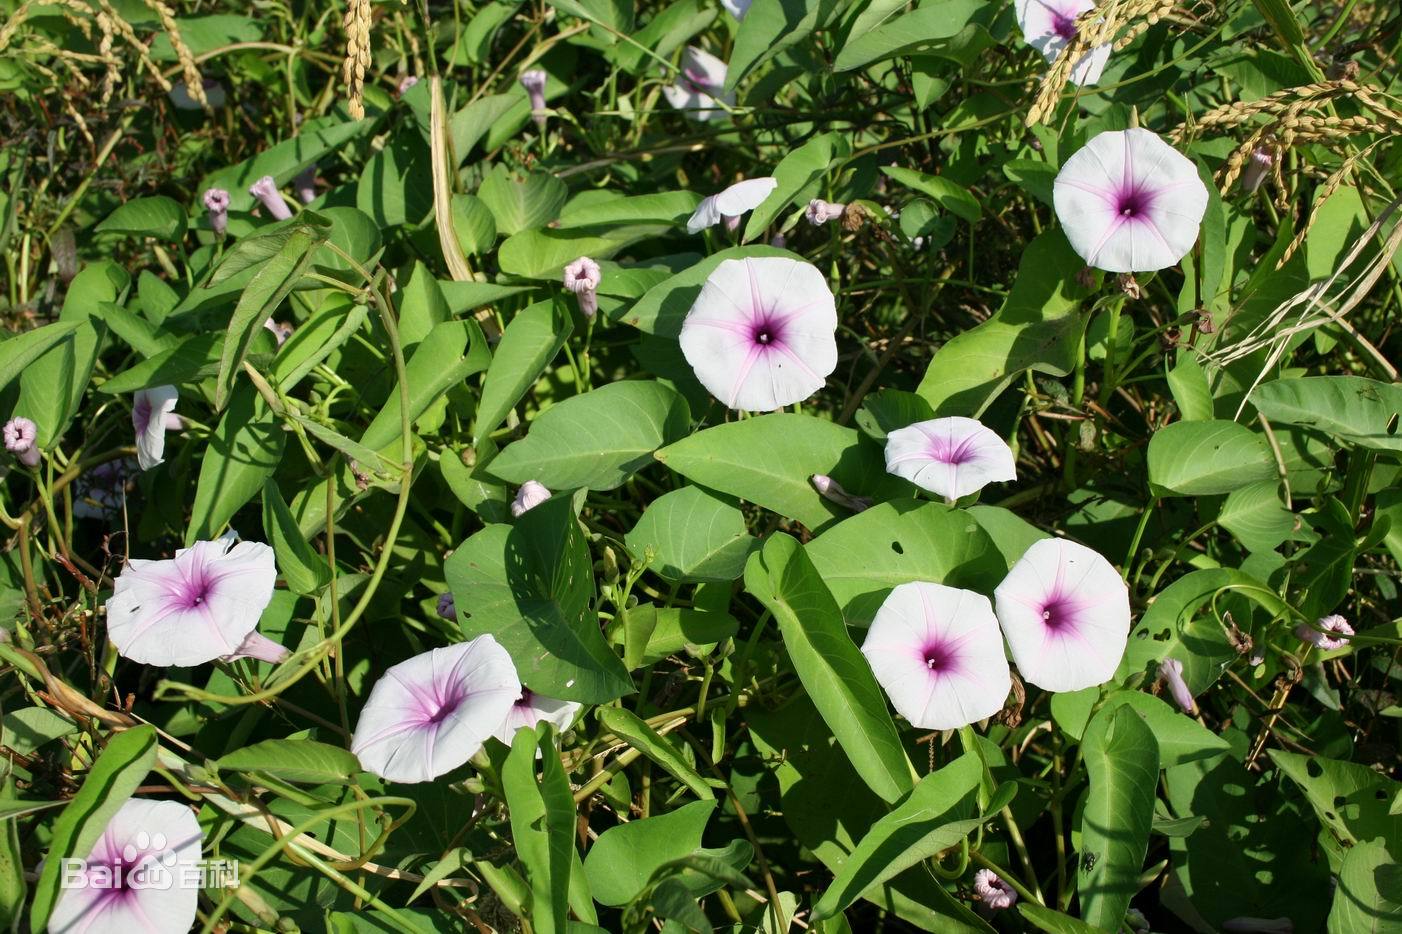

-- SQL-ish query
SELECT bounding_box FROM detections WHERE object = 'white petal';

[134,385,179,471]
[862,582,1011,730]
[994,538,1129,692]
[686,195,724,234]
[714,177,778,217]
[49,799,202,934]
[681,46,728,89]
[884,417,1017,500]
[492,692,583,746]
[352,636,520,783]
[721,0,752,19]
[1068,42,1112,85]
[1015,0,1093,60]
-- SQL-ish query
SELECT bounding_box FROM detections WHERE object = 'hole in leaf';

[891,541,904,555]
[1306,760,1324,778]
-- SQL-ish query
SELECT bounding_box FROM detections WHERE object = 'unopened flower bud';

[397,75,419,96]
[203,188,230,236]
[1242,147,1274,193]
[1158,657,1196,714]
[511,480,551,517]
[563,257,601,318]
[3,417,40,467]
[810,474,872,512]
[249,176,292,220]
[1296,614,1352,651]
[520,70,548,129]
[436,592,456,621]
[805,199,846,226]
[972,869,1016,910]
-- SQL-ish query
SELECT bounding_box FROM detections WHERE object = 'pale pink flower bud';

[519,69,548,129]
[248,175,292,220]
[511,480,551,517]
[973,869,1016,910]
[810,474,871,512]
[805,199,846,225]
[397,75,419,96]
[4,417,40,467]
[1241,147,1274,193]
[1296,614,1353,651]
[437,592,456,621]
[1159,657,1196,714]
[221,631,290,664]
[203,188,230,236]
[264,319,293,346]
[293,165,317,205]
[563,257,601,318]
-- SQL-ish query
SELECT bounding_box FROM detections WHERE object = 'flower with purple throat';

[294,164,317,204]
[248,175,292,221]
[351,636,521,783]
[687,177,777,234]
[1053,128,1209,273]
[862,581,1012,729]
[805,199,846,226]
[1159,657,1196,715]
[105,537,285,667]
[203,188,230,236]
[884,417,1017,502]
[1296,614,1353,651]
[563,257,602,318]
[1014,0,1111,86]
[511,481,551,517]
[973,868,1017,909]
[663,46,736,122]
[994,538,1130,692]
[490,688,583,747]
[132,386,182,471]
[679,256,837,412]
[519,69,548,129]
[4,417,40,467]
[48,798,203,933]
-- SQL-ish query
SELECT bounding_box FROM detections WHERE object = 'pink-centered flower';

[248,175,292,221]
[1159,657,1196,714]
[511,481,551,517]
[203,188,229,236]
[1053,128,1209,273]
[679,256,837,412]
[1296,614,1353,651]
[490,688,583,746]
[994,538,1130,692]
[687,177,777,234]
[105,538,282,667]
[519,69,548,129]
[973,868,1017,910]
[563,257,601,318]
[663,47,736,123]
[132,386,182,471]
[884,417,1017,502]
[1014,0,1111,86]
[48,799,203,934]
[862,582,1011,730]
[397,75,419,96]
[4,416,40,467]
[351,636,520,783]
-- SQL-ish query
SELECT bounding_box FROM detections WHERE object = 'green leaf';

[618,244,801,336]
[449,193,497,256]
[490,381,691,491]
[502,725,575,934]
[475,300,574,440]
[262,481,331,595]
[0,321,82,397]
[1217,480,1295,553]
[1078,705,1159,930]
[29,725,158,931]
[812,754,1004,919]
[744,534,914,804]
[0,778,26,927]
[1002,159,1057,208]
[613,604,739,669]
[208,215,330,285]
[881,166,981,223]
[655,413,900,532]
[1166,356,1214,421]
[217,739,361,783]
[187,383,286,544]
[98,331,229,394]
[1018,904,1110,934]
[197,115,374,214]
[610,0,714,73]
[558,190,701,228]
[1,707,77,756]
[1050,689,1229,768]
[361,318,490,452]
[624,486,755,583]
[833,0,985,71]
[727,0,838,90]
[583,800,716,906]
[445,495,631,703]
[1328,838,1402,934]
[216,226,322,410]
[805,501,1006,626]
[1146,419,1276,496]
[1268,750,1402,865]
[595,707,713,800]
[95,196,187,240]
[477,166,568,236]
[744,133,849,241]
[1251,376,1402,453]
[498,225,668,279]
[272,295,370,391]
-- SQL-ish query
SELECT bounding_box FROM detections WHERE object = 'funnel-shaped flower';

[1053,128,1208,273]
[687,177,777,234]
[4,417,40,467]
[106,538,279,667]
[680,256,837,412]
[249,175,292,221]
[511,481,551,517]
[861,582,1011,730]
[133,386,181,471]
[203,188,229,236]
[491,689,583,746]
[1015,0,1111,86]
[223,631,290,665]
[351,636,520,783]
[995,538,1129,692]
[49,798,203,934]
[1241,147,1273,193]
[1159,657,1195,714]
[564,257,601,318]
[1296,614,1352,651]
[664,47,736,122]
[973,869,1017,909]
[519,69,547,128]
[885,417,1017,501]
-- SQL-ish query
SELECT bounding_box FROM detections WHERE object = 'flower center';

[1040,597,1076,632]
[750,316,784,348]
[683,68,712,94]
[922,642,952,673]
[930,435,979,466]
[1052,13,1077,41]
[1116,187,1151,219]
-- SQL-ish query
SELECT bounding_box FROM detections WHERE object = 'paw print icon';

[124,832,178,889]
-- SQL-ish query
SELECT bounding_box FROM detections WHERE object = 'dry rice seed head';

[145,0,205,108]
